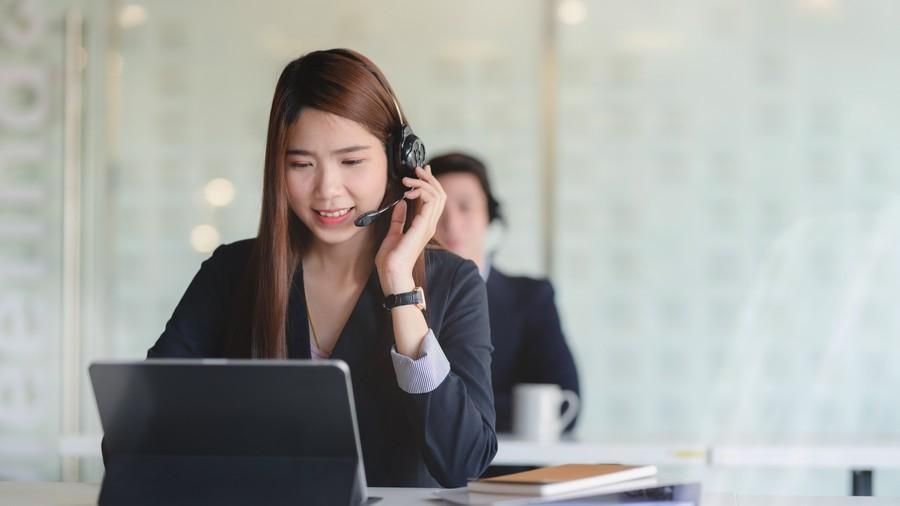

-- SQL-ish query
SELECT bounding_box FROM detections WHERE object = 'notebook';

[466,464,658,496]
[436,477,662,505]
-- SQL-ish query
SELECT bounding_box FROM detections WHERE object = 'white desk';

[494,439,896,496]
[58,434,711,465]
[708,444,900,497]
[55,435,709,471]
[2,482,899,505]
[710,444,900,468]
[56,435,898,496]
[56,434,899,469]
[494,437,707,466]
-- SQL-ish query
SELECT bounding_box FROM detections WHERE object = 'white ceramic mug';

[512,383,580,443]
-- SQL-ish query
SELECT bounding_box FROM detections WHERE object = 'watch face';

[415,287,426,311]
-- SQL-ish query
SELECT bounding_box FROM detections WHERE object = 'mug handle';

[558,390,580,434]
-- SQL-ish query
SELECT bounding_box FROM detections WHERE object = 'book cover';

[467,464,658,496]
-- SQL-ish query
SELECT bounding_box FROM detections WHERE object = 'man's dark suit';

[486,268,580,433]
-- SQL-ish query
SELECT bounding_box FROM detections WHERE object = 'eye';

[342,158,365,166]
[289,161,312,169]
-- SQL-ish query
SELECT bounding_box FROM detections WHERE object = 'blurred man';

[429,152,580,434]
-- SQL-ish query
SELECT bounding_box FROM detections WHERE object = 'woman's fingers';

[403,168,443,201]
[387,199,407,237]
[398,165,447,239]
[401,194,437,235]
[401,175,435,190]
[403,179,438,202]
[403,183,437,200]
[408,166,441,185]
[420,165,446,210]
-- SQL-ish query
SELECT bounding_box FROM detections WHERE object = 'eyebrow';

[285,145,372,156]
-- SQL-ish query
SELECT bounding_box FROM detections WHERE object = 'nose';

[313,162,343,199]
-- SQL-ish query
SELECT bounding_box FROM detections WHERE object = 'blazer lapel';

[328,270,387,369]
[288,266,387,364]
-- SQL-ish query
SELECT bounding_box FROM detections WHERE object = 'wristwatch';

[383,287,426,311]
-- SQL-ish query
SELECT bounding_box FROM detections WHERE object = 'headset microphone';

[354,197,404,227]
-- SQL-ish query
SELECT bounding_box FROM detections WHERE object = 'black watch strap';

[383,287,426,311]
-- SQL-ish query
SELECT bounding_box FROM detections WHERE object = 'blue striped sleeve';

[390,329,451,394]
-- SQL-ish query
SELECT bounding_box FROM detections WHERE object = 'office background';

[3,0,900,495]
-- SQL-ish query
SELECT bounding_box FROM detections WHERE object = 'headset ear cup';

[405,135,426,172]
[389,125,426,181]
[397,126,426,179]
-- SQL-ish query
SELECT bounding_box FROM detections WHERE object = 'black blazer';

[146,239,497,488]
[486,268,580,433]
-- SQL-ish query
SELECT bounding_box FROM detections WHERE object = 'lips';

[311,206,356,226]
[315,207,353,218]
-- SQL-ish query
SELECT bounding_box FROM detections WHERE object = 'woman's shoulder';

[199,238,257,277]
[423,248,489,335]
[208,238,255,261]
[424,248,484,298]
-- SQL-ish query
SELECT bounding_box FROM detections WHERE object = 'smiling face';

[284,107,388,247]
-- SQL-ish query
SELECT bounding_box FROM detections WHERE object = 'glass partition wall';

[3,0,900,495]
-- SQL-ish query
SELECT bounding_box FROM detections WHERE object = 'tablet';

[90,359,368,506]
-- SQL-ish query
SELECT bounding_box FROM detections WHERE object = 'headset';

[335,50,426,227]
[387,113,426,185]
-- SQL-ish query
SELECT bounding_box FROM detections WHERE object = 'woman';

[147,49,497,487]
[429,152,580,434]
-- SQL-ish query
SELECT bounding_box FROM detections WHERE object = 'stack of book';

[435,463,659,505]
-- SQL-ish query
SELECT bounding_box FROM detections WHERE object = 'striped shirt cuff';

[390,329,451,394]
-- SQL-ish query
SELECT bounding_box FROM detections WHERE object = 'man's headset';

[333,50,426,227]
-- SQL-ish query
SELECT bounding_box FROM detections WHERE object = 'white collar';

[479,253,493,282]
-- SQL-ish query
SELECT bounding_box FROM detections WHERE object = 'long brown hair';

[228,49,427,358]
